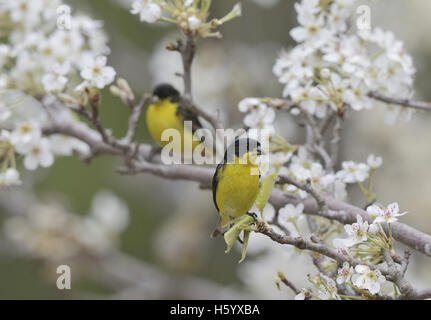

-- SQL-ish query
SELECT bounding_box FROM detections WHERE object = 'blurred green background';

[1,0,431,299]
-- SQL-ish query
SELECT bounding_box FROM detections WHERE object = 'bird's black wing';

[212,162,224,212]
[176,103,204,134]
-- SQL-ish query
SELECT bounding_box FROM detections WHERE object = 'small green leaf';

[239,230,250,264]
[224,215,254,254]
[255,173,277,212]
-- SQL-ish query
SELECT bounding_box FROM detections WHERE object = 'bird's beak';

[256,148,263,156]
[150,96,159,104]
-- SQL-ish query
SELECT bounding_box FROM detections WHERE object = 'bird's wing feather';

[176,103,204,134]
[212,162,224,212]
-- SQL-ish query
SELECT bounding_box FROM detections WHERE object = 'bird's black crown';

[152,83,180,100]
[224,138,262,162]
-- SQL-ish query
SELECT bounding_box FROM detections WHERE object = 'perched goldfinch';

[146,83,203,153]
[212,138,262,228]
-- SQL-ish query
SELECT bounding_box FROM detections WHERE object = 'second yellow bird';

[146,83,202,154]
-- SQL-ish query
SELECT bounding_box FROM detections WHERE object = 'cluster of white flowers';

[273,0,415,124]
[333,262,386,295]
[0,0,114,187]
[131,0,242,37]
[4,191,129,260]
[238,98,276,134]
[328,202,407,295]
[271,146,346,200]
[295,260,387,299]
[336,154,383,184]
[334,202,407,252]
[266,151,382,204]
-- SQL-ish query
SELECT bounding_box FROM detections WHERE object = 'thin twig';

[277,175,329,216]
[369,91,431,111]
[121,94,150,144]
[168,37,223,131]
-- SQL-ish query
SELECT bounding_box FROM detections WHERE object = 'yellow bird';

[146,83,203,154]
[212,138,262,228]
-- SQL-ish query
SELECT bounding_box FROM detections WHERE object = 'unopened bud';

[87,87,100,107]
[110,85,121,97]
[58,93,78,105]
[117,78,135,101]
[78,92,88,107]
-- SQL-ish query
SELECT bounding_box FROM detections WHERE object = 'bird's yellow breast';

[215,155,260,226]
[146,99,184,146]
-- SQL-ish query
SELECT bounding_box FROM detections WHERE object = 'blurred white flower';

[21,138,54,171]
[336,161,370,183]
[0,100,11,124]
[352,265,386,295]
[278,203,304,224]
[188,16,201,31]
[42,62,70,93]
[384,105,413,126]
[238,98,262,112]
[0,168,21,187]
[243,104,275,133]
[48,134,91,157]
[367,154,383,169]
[131,0,162,23]
[0,44,11,68]
[4,191,129,260]
[90,191,130,234]
[11,122,42,150]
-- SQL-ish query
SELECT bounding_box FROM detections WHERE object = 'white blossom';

[243,104,275,133]
[48,135,90,157]
[11,122,42,150]
[80,56,116,89]
[337,161,370,183]
[333,215,369,248]
[131,0,162,23]
[188,16,202,31]
[21,138,54,171]
[0,168,21,187]
[368,202,407,224]
[336,262,354,284]
[42,62,70,93]
[238,98,263,112]
[278,203,304,224]
[90,191,130,234]
[367,154,383,169]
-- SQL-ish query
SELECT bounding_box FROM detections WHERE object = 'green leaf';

[255,173,277,212]
[224,215,254,254]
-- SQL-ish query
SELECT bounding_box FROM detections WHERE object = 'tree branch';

[41,106,431,260]
[368,91,431,112]
[256,222,388,275]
